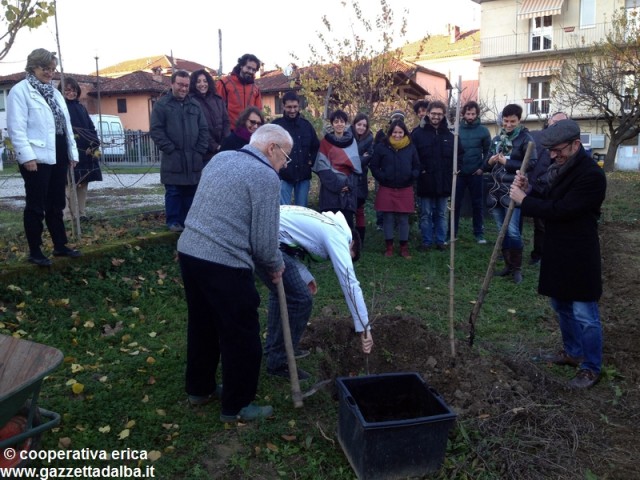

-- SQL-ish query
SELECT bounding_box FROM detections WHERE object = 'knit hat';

[389,110,405,122]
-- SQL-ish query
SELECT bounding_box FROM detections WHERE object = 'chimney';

[449,25,460,43]
[151,66,164,83]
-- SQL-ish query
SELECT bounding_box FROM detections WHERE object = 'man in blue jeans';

[411,101,461,250]
[258,206,374,381]
[272,92,319,207]
[151,70,209,232]
[510,119,606,389]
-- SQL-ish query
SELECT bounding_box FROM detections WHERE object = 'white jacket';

[7,79,79,165]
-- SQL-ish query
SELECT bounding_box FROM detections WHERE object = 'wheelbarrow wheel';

[0,405,41,469]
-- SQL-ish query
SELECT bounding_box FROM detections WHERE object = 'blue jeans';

[280,179,310,207]
[490,205,523,250]
[453,174,484,238]
[165,184,197,227]
[551,299,603,374]
[257,253,313,371]
[419,196,448,246]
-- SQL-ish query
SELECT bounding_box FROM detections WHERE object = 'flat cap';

[540,119,581,148]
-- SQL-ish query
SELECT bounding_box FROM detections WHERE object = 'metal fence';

[99,130,160,166]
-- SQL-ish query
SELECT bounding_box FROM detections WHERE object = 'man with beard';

[411,100,462,251]
[272,91,320,207]
[510,119,606,389]
[216,53,263,129]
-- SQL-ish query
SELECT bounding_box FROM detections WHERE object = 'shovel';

[277,281,334,406]
[277,281,304,408]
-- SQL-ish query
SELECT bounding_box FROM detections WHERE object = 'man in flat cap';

[510,119,606,389]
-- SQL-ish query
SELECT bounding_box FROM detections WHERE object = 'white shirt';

[279,205,370,332]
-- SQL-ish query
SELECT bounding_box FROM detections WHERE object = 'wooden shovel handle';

[277,281,304,408]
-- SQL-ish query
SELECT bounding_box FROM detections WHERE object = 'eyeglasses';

[248,119,263,127]
[175,82,190,89]
[429,112,444,117]
[548,143,571,155]
[276,144,292,165]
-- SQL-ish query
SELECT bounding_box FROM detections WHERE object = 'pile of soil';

[300,222,640,479]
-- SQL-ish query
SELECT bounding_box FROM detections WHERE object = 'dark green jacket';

[150,93,209,186]
[458,118,491,175]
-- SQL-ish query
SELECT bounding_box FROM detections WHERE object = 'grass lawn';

[0,171,638,479]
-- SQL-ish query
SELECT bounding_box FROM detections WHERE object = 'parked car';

[89,114,125,161]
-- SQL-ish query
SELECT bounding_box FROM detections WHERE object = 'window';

[0,89,6,112]
[531,16,553,51]
[622,73,637,112]
[580,0,596,28]
[117,98,127,113]
[528,80,551,115]
[578,64,593,94]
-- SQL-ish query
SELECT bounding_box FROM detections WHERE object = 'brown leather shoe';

[569,369,599,389]
[549,350,583,368]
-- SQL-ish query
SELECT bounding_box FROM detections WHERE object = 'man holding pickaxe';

[510,119,606,389]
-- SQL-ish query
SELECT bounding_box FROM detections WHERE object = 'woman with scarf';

[7,49,80,266]
[484,103,537,283]
[351,113,374,242]
[189,70,230,162]
[219,106,264,152]
[370,119,420,258]
[313,110,362,229]
[59,77,101,221]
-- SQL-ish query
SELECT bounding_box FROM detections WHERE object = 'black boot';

[495,249,512,276]
[356,226,366,244]
[511,249,523,284]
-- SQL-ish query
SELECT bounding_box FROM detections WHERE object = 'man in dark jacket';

[453,101,491,244]
[411,100,461,250]
[272,92,320,207]
[150,70,209,232]
[527,112,569,265]
[510,119,606,389]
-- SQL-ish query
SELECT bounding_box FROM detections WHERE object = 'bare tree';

[291,0,428,130]
[1,1,56,61]
[551,7,640,171]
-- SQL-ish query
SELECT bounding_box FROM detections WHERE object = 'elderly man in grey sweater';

[177,124,293,422]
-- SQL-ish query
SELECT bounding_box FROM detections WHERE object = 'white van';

[89,114,125,158]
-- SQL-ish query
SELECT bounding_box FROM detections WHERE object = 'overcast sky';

[0,0,479,76]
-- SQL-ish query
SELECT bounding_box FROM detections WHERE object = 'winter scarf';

[389,135,410,151]
[493,125,524,157]
[27,73,65,134]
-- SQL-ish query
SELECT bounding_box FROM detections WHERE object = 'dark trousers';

[453,174,484,237]
[179,253,262,416]
[531,217,546,260]
[19,135,69,254]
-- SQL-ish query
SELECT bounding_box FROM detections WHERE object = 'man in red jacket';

[216,53,263,129]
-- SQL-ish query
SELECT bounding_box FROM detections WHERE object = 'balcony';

[478,22,613,61]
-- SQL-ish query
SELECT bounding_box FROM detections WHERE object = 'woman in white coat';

[7,48,80,266]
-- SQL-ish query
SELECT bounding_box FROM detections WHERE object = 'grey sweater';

[177,145,284,273]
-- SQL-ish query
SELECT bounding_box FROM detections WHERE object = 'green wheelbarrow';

[0,334,63,469]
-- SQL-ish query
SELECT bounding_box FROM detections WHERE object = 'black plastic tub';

[336,372,457,480]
